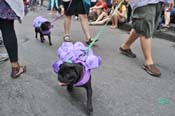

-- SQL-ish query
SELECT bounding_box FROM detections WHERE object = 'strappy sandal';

[11,65,26,79]
[63,34,71,42]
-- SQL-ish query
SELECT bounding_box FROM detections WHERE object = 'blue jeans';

[170,8,175,16]
[51,0,58,9]
[48,0,51,10]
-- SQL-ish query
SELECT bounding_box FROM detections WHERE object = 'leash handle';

[85,0,124,53]
[51,0,73,24]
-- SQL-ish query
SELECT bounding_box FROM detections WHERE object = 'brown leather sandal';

[11,65,26,79]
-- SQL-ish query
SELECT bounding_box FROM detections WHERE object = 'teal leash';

[85,0,124,53]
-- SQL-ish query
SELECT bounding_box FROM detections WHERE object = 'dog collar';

[41,30,51,35]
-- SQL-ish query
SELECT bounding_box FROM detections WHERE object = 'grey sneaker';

[142,64,161,77]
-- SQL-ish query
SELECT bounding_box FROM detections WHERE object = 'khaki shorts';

[132,2,163,38]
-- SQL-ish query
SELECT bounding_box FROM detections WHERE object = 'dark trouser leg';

[40,0,43,6]
[0,19,18,62]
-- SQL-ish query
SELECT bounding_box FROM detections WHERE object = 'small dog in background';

[53,42,101,115]
[33,16,53,45]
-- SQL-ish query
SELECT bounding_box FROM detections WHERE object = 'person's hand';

[167,2,174,12]
[60,5,64,15]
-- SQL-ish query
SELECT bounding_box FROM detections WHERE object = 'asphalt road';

[0,7,175,116]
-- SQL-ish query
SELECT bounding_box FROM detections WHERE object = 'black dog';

[57,62,93,115]
[35,21,52,45]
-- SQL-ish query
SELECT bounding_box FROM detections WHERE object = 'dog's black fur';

[58,62,93,115]
[35,21,52,45]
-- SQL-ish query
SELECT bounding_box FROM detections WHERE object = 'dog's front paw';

[41,40,44,43]
[49,43,53,46]
[87,104,93,115]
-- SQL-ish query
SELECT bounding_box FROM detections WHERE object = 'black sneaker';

[119,47,136,58]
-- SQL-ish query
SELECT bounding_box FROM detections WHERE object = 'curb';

[118,23,175,42]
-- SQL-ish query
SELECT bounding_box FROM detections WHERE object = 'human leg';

[90,16,110,25]
[40,0,43,6]
[0,20,18,63]
[121,29,139,50]
[121,3,162,76]
[140,36,154,65]
[94,12,107,22]
[139,3,162,77]
[79,14,91,42]
[63,15,72,41]
[47,0,51,10]
[50,0,54,13]
[0,19,26,78]
[140,36,161,76]
[55,0,59,10]
[110,14,119,29]
[29,0,37,10]
[163,7,171,27]
[119,29,138,58]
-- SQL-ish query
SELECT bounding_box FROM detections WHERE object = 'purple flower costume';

[53,42,102,86]
[33,16,53,35]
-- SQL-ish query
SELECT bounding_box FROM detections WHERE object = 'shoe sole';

[119,49,136,58]
[142,65,161,77]
[0,57,8,62]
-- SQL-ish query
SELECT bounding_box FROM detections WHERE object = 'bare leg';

[90,17,110,25]
[140,36,154,65]
[95,12,107,22]
[110,14,119,29]
[121,29,139,49]
[111,15,115,26]
[96,9,102,17]
[164,8,171,26]
[64,15,72,35]
[79,14,91,41]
